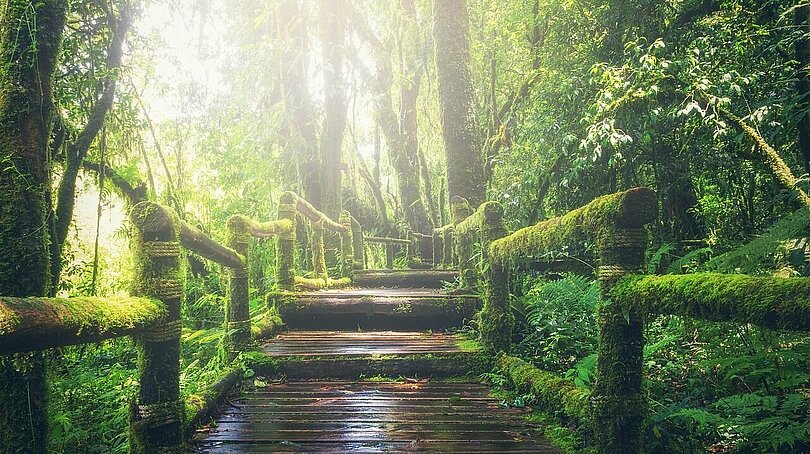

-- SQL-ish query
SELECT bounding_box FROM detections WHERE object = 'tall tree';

[354,0,433,234]
[0,1,67,451]
[433,0,486,212]
[51,4,130,293]
[279,0,320,203]
[319,0,349,219]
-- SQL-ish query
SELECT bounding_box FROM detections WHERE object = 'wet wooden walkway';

[190,270,560,453]
[190,380,559,453]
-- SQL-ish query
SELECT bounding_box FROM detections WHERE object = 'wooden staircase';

[190,270,560,453]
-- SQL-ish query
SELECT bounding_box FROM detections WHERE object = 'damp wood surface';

[262,331,470,356]
[190,380,560,453]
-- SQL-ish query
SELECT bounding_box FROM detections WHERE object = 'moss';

[339,210,354,277]
[705,208,810,274]
[450,196,474,225]
[225,214,251,357]
[479,260,514,353]
[0,4,68,449]
[455,337,483,352]
[129,202,184,453]
[310,220,328,279]
[293,275,352,290]
[496,354,591,422]
[526,411,595,454]
[611,273,810,331]
[489,187,656,266]
[276,201,297,291]
[0,297,166,352]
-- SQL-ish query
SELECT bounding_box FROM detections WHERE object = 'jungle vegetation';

[0,0,809,452]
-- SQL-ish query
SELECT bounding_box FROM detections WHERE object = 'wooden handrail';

[280,191,348,233]
[0,296,166,354]
[179,221,245,268]
[364,235,412,245]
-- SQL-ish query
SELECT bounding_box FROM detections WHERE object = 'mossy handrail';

[0,296,166,354]
[611,273,810,331]
[474,187,657,454]
[275,191,361,291]
[179,221,244,269]
[364,235,412,245]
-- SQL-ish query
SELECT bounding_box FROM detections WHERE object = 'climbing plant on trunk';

[0,0,67,452]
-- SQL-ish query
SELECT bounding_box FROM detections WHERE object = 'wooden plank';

[191,379,559,454]
[192,440,556,453]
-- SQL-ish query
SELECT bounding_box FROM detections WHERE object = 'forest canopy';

[1,0,810,452]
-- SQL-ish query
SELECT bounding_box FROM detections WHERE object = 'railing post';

[350,216,365,270]
[311,220,327,279]
[385,243,395,269]
[226,215,251,359]
[339,210,354,278]
[478,202,510,353]
[456,226,475,288]
[277,193,297,291]
[129,202,184,453]
[442,227,455,268]
[432,229,444,269]
[593,228,648,454]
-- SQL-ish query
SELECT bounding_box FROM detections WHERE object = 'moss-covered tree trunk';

[319,0,348,269]
[796,4,810,175]
[0,1,66,452]
[279,0,320,204]
[319,0,347,220]
[432,0,486,209]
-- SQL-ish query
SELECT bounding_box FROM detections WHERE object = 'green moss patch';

[611,273,810,331]
[489,187,656,267]
[496,354,591,421]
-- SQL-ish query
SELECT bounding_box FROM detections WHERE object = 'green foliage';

[515,275,599,372]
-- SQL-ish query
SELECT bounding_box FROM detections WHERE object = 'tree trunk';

[279,0,320,204]
[796,4,810,175]
[657,142,702,243]
[51,7,130,293]
[433,0,486,209]
[319,0,348,219]
[0,1,67,452]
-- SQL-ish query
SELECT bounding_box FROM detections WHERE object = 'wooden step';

[352,269,458,288]
[253,331,488,379]
[190,380,560,453]
[278,288,479,330]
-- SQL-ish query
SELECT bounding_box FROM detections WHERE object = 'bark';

[0,1,67,452]
[279,0,320,203]
[656,142,702,242]
[796,4,810,175]
[356,4,433,234]
[433,0,486,208]
[52,6,130,292]
[319,0,348,220]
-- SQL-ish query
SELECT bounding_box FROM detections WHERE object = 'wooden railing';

[452,187,810,454]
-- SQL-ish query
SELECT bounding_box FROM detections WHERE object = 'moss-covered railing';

[477,187,657,454]
[363,235,411,269]
[274,191,361,290]
[432,196,476,270]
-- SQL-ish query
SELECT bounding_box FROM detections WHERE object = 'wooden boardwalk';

[191,271,560,453]
[190,380,559,453]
